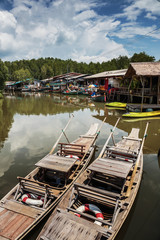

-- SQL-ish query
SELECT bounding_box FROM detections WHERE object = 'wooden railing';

[117,87,157,96]
[58,143,86,157]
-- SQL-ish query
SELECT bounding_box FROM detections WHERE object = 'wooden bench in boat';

[105,147,138,161]
[39,208,111,240]
[106,128,141,159]
[58,143,86,158]
[35,155,78,173]
[14,177,58,209]
[88,158,133,179]
[0,199,44,218]
[16,177,58,197]
[70,183,120,209]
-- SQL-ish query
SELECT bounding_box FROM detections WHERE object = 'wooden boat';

[105,102,127,108]
[91,94,106,102]
[63,90,78,95]
[122,110,160,118]
[123,117,160,122]
[0,117,103,240]
[37,119,149,240]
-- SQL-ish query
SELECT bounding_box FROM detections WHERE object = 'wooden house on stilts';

[118,62,160,104]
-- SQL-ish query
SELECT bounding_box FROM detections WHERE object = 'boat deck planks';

[0,199,43,218]
[0,123,100,240]
[109,128,141,155]
[0,210,34,240]
[74,137,94,152]
[40,210,103,240]
[88,158,133,179]
[35,155,77,173]
[37,124,149,240]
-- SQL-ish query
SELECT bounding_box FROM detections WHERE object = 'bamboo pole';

[49,114,74,155]
[125,122,149,197]
[69,117,107,179]
[98,117,120,159]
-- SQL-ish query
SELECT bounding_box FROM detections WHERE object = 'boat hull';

[106,102,126,108]
[37,127,144,240]
[123,110,160,118]
[0,123,99,240]
[91,95,105,102]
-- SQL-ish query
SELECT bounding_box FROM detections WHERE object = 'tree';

[0,60,8,90]
[12,68,32,82]
[130,52,155,62]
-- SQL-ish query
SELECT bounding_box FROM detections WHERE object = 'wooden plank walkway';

[126,104,160,112]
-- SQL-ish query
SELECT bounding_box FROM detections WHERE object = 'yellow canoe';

[122,110,160,118]
[123,117,160,122]
[105,102,127,108]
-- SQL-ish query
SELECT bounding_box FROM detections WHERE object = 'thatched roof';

[125,62,160,78]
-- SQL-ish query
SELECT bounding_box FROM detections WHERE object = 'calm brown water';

[0,92,160,240]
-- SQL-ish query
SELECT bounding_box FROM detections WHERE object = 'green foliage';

[0,59,8,90]
[130,51,155,62]
[12,68,32,82]
[0,51,155,91]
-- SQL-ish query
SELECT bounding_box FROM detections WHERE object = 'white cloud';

[110,23,160,39]
[145,12,157,20]
[0,0,159,62]
[0,11,17,32]
[0,0,128,62]
[119,0,160,21]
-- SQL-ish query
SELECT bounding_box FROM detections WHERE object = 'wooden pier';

[126,104,160,112]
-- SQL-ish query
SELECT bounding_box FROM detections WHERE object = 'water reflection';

[116,154,160,240]
[0,93,160,240]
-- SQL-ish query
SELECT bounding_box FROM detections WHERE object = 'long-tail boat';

[37,119,149,240]
[0,115,104,240]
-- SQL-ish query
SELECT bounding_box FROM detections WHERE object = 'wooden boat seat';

[106,147,138,162]
[35,155,78,177]
[14,177,58,209]
[16,177,57,199]
[71,183,120,209]
[0,199,44,218]
[88,158,133,179]
[58,143,86,157]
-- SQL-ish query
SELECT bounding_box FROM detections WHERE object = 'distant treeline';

[0,51,156,90]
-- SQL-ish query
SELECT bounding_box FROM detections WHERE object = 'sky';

[0,0,160,63]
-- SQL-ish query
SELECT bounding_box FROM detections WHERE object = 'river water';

[0,92,160,240]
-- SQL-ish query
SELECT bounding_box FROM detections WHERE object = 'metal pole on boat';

[49,114,74,154]
[98,117,121,159]
[125,121,150,197]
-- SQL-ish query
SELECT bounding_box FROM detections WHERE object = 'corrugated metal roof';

[84,69,127,79]
[125,62,160,77]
